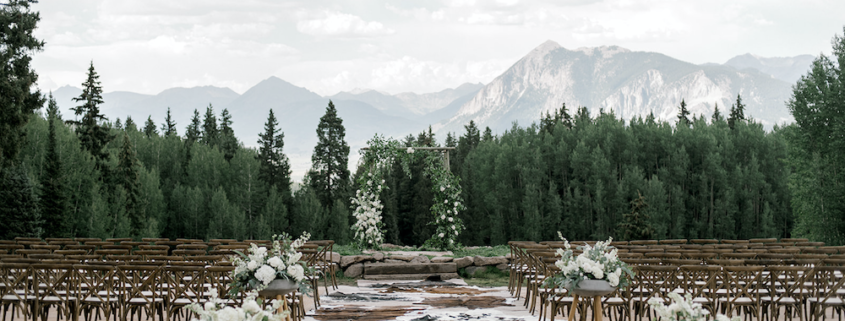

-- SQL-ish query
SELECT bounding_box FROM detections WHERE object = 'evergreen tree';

[0,0,44,168]
[308,100,351,212]
[482,127,493,142]
[617,191,654,240]
[116,132,142,237]
[162,107,177,137]
[558,103,573,129]
[677,99,691,126]
[219,108,238,162]
[261,185,289,234]
[201,104,218,147]
[445,132,456,148]
[41,95,70,237]
[711,103,723,123]
[45,91,61,120]
[143,116,158,138]
[257,109,292,201]
[0,166,43,239]
[728,94,746,130]
[124,116,137,132]
[327,199,350,244]
[114,118,122,130]
[292,185,324,237]
[185,109,201,143]
[68,62,113,166]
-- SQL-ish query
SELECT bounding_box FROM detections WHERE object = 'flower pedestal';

[567,280,617,321]
[258,279,298,321]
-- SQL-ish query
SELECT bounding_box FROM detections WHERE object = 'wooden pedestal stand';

[274,294,292,321]
[259,279,298,321]
[567,295,603,321]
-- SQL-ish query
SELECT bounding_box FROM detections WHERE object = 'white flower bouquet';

[648,292,739,321]
[543,234,634,292]
[229,232,312,296]
[190,289,288,321]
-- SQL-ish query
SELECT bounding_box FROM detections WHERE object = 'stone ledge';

[364,262,457,275]
[362,273,461,280]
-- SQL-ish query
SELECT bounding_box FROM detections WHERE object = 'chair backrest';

[116,265,162,306]
[806,266,845,307]
[0,262,32,303]
[31,263,77,305]
[205,265,238,302]
[765,266,810,306]
[678,265,721,308]
[164,265,206,305]
[632,265,678,302]
[721,266,765,304]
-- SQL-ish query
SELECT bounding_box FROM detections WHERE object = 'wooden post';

[445,150,450,171]
[277,294,291,321]
[593,296,601,321]
[568,295,580,321]
[568,294,603,321]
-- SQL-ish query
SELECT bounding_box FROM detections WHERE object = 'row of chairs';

[509,241,845,321]
[0,240,339,321]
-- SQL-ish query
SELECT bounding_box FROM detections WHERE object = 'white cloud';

[296,11,394,37]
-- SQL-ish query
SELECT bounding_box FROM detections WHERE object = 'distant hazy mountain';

[723,53,815,84]
[329,82,484,119]
[435,41,794,136]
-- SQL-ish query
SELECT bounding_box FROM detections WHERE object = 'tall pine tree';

[677,99,691,126]
[41,94,70,237]
[728,94,746,129]
[201,104,218,147]
[69,62,112,167]
[0,0,44,168]
[257,109,292,202]
[143,116,158,138]
[308,100,351,212]
[116,132,142,237]
[711,102,723,123]
[162,107,177,137]
[219,108,238,162]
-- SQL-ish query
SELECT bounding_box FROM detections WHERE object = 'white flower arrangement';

[190,289,287,321]
[543,234,634,292]
[351,185,385,248]
[422,154,466,250]
[229,233,312,296]
[648,292,739,321]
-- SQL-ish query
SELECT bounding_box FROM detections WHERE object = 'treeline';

[6,63,353,242]
[374,102,793,245]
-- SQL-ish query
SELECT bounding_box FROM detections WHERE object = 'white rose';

[451,225,456,230]
[242,300,261,313]
[268,256,284,269]
[454,202,460,207]
[407,147,414,154]
[255,265,277,285]
[438,233,445,238]
[441,215,446,220]
[247,260,259,271]
[440,186,445,192]
[454,231,458,235]
[216,307,240,321]
[204,301,216,311]
[607,272,619,287]
[448,217,453,222]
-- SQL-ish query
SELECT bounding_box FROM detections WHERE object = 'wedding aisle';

[303,279,536,321]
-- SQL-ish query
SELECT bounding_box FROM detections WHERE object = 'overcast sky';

[32,0,844,97]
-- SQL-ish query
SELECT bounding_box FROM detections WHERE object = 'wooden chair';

[718,265,765,320]
[678,265,721,315]
[164,265,205,320]
[31,263,79,321]
[630,265,678,321]
[806,266,845,321]
[75,264,119,321]
[116,265,164,321]
[761,266,810,321]
[0,262,34,321]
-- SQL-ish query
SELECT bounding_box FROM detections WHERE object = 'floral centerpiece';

[648,292,739,321]
[543,234,634,294]
[229,232,312,297]
[190,289,288,321]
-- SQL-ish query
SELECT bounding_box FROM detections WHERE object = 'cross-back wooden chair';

[75,264,119,321]
[718,265,766,320]
[31,263,79,321]
[115,265,164,321]
[760,265,810,321]
[202,266,239,307]
[806,266,845,321]
[678,265,721,315]
[164,265,205,321]
[630,265,678,321]
[0,262,34,321]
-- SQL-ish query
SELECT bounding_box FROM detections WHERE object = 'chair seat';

[807,297,845,305]
[761,296,798,304]
[128,297,164,304]
[718,297,755,305]
[42,295,79,303]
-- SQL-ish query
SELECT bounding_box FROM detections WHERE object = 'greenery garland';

[352,134,465,250]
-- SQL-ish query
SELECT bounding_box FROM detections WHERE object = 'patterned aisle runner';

[304,279,535,321]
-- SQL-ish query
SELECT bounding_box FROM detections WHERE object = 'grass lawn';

[460,266,510,287]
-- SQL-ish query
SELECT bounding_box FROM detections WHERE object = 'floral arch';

[351,135,466,250]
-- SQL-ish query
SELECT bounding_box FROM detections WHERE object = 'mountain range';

[49,41,813,179]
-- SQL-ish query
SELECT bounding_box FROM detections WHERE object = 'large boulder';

[326,252,341,263]
[465,266,486,277]
[431,256,453,263]
[344,263,364,278]
[495,263,509,273]
[454,256,474,269]
[473,256,507,266]
[340,255,372,268]
[410,256,431,264]
[373,252,385,261]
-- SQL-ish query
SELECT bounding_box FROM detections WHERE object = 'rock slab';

[473,256,507,266]
[344,263,364,278]
[454,256,474,269]
[364,263,457,275]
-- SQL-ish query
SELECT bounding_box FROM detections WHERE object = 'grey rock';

[340,255,372,268]
[495,263,509,272]
[389,255,415,262]
[373,252,385,261]
[326,251,341,263]
[344,263,364,278]
[410,256,431,264]
[465,266,486,277]
[473,256,507,266]
[384,259,405,263]
[454,256,474,269]
[431,256,454,263]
